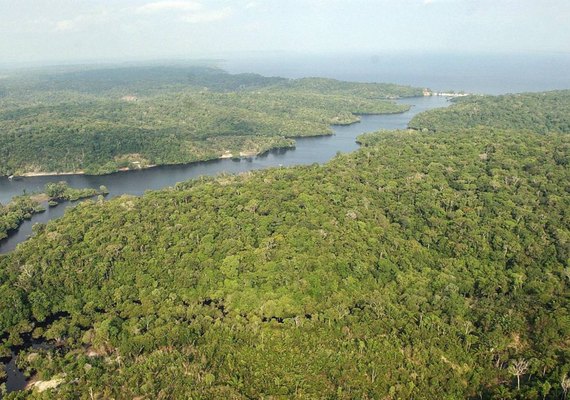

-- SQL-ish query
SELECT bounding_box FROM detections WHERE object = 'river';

[0,96,449,254]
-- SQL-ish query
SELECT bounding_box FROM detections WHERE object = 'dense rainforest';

[0,197,45,242]
[0,66,422,176]
[409,90,570,134]
[0,89,568,398]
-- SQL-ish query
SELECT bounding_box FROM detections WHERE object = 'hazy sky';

[1,0,569,64]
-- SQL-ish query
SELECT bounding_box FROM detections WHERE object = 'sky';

[1,0,569,65]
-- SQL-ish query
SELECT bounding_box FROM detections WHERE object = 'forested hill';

[0,66,422,97]
[0,65,422,176]
[409,90,570,133]
[1,126,568,398]
[0,65,288,95]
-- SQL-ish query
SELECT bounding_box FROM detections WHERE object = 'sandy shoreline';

[6,146,298,179]
[18,171,86,178]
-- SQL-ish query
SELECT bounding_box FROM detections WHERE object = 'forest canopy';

[0,116,568,398]
[0,65,422,176]
[408,90,570,134]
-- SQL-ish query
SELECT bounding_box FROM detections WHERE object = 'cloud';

[53,11,111,32]
[245,1,261,9]
[180,7,232,23]
[422,0,460,5]
[136,1,231,23]
[54,19,75,32]
[137,1,202,13]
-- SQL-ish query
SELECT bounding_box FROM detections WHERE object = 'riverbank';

[19,170,85,178]
[4,135,333,179]
[0,196,46,242]
[0,97,447,204]
[4,105,413,180]
[0,183,109,249]
[0,96,451,254]
[6,140,299,179]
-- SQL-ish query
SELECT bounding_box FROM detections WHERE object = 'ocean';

[222,51,570,95]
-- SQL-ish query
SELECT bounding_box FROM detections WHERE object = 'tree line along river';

[0,96,449,255]
[0,95,450,393]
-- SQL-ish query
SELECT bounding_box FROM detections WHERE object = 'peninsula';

[0,66,422,177]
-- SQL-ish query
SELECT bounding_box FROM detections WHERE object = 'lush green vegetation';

[43,182,109,204]
[0,196,45,241]
[0,183,108,241]
[0,120,568,398]
[409,90,570,133]
[0,66,422,176]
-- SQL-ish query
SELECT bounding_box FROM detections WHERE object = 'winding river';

[0,96,449,254]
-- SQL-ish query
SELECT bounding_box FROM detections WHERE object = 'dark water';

[223,52,570,95]
[2,340,57,395]
[3,353,27,393]
[0,96,449,253]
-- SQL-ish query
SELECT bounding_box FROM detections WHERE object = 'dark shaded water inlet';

[3,354,26,394]
[1,341,57,396]
[0,96,449,255]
